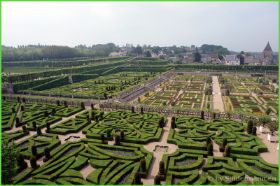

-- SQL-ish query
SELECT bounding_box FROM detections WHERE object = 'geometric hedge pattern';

[2,101,278,185]
[14,139,153,185]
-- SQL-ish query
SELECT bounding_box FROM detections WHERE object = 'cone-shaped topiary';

[120,130,125,140]
[159,161,165,176]
[207,143,213,156]
[220,138,227,152]
[154,175,161,185]
[201,111,205,120]
[140,159,146,172]
[115,135,120,145]
[247,120,254,134]
[32,121,37,131]
[81,102,85,110]
[17,154,27,171]
[36,128,42,135]
[134,172,142,185]
[31,145,37,157]
[224,145,231,157]
[30,157,38,169]
[252,126,257,136]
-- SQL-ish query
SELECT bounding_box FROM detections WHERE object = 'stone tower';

[262,42,273,65]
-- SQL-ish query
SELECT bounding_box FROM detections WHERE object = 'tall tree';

[193,48,201,62]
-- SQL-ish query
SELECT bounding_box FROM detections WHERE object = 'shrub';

[46,123,50,132]
[64,101,68,107]
[51,108,56,115]
[212,113,216,119]
[247,120,254,134]
[30,157,38,169]
[81,102,85,110]
[154,175,161,185]
[220,138,227,152]
[207,143,213,156]
[101,134,105,144]
[266,107,272,115]
[31,145,37,157]
[114,135,120,145]
[43,148,51,162]
[224,145,231,157]
[106,129,111,138]
[22,125,27,133]
[252,126,257,135]
[120,131,125,140]
[16,154,27,172]
[201,111,204,120]
[12,107,16,113]
[140,159,146,172]
[32,121,37,131]
[36,128,42,135]
[16,117,20,127]
[159,161,165,176]
[159,117,165,128]
[44,111,49,117]
[56,100,60,106]
[171,117,176,129]
[134,172,142,184]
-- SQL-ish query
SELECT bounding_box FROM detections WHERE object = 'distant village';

[109,42,278,66]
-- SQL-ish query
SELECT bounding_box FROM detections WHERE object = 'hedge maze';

[16,133,61,160]
[2,100,20,131]
[163,116,278,184]
[48,110,91,134]
[84,111,164,144]
[11,101,82,131]
[14,140,153,185]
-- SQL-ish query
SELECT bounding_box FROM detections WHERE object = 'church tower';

[263,42,273,65]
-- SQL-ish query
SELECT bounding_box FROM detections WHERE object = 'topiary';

[159,161,165,176]
[154,175,161,185]
[43,148,51,162]
[134,172,142,185]
[120,130,125,140]
[252,126,257,136]
[140,159,146,172]
[30,157,38,169]
[15,117,20,127]
[36,128,42,135]
[201,111,205,120]
[64,101,68,107]
[171,117,176,129]
[16,154,27,171]
[101,134,106,144]
[207,143,213,156]
[247,120,254,134]
[22,125,28,134]
[131,106,135,113]
[220,138,227,152]
[114,135,120,145]
[31,145,37,157]
[32,121,37,131]
[81,102,85,110]
[224,145,231,157]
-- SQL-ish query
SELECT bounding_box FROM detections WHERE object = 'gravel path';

[212,76,225,112]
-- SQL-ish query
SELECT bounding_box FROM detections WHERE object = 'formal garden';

[2,58,279,185]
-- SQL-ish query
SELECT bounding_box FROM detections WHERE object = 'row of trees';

[2,43,119,62]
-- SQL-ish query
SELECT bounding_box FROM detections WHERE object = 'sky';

[2,2,278,52]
